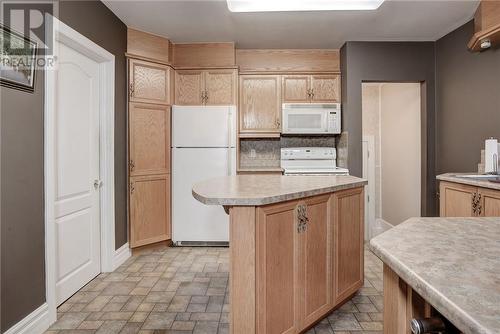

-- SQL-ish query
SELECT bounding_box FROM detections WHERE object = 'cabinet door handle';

[276,119,281,128]
[296,204,308,233]
[476,194,482,215]
[472,193,477,214]
[130,182,135,194]
[129,159,135,172]
[129,82,135,98]
[310,89,315,99]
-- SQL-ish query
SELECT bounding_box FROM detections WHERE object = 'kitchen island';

[370,217,500,334]
[193,175,367,334]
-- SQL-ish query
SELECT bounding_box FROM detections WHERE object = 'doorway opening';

[362,82,422,239]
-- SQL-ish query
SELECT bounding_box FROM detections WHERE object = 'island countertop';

[192,174,367,206]
[370,217,500,334]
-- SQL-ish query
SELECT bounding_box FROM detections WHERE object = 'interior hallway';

[45,246,383,334]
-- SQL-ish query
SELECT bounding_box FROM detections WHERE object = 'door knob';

[94,179,103,189]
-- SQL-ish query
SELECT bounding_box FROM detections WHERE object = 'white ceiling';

[103,0,480,48]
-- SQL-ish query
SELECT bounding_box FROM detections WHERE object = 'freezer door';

[172,106,236,148]
[172,147,236,242]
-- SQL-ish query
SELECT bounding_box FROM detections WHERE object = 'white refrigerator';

[171,105,236,244]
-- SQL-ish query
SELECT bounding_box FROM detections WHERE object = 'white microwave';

[282,103,341,135]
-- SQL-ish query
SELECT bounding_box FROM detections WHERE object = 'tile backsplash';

[239,136,338,169]
[239,138,281,169]
[281,136,336,148]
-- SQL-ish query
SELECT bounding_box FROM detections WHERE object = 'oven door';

[282,108,328,134]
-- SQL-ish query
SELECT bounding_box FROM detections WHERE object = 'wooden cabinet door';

[300,195,332,328]
[256,200,300,334]
[130,174,171,248]
[239,75,281,133]
[129,58,171,105]
[129,103,170,176]
[310,74,340,103]
[439,181,476,217]
[175,70,204,105]
[332,187,364,304]
[282,75,310,103]
[479,188,500,217]
[205,69,237,105]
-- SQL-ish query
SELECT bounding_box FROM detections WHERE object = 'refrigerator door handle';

[227,109,232,176]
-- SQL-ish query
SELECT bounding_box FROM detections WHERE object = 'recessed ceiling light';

[226,0,385,12]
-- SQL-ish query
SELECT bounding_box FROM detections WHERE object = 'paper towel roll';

[485,138,498,174]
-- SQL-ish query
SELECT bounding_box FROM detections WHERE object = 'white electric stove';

[281,147,349,175]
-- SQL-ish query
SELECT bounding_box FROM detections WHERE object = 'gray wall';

[436,21,500,174]
[340,42,437,217]
[0,1,127,331]
[1,64,46,333]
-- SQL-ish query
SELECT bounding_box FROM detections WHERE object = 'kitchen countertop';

[370,217,500,334]
[192,175,367,206]
[437,173,500,191]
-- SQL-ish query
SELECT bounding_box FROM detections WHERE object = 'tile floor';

[46,245,383,334]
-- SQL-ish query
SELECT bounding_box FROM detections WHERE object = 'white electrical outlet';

[250,149,257,158]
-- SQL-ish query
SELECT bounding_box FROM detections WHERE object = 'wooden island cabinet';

[193,175,366,334]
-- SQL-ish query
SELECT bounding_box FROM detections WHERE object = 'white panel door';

[55,42,101,305]
[172,147,235,242]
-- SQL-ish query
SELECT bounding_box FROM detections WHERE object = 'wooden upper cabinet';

[311,75,340,102]
[175,69,237,105]
[239,75,281,134]
[332,187,364,304]
[282,75,310,103]
[204,69,237,105]
[129,103,171,176]
[300,195,333,328]
[256,200,300,334]
[282,74,341,103]
[129,58,172,105]
[130,174,171,248]
[439,181,476,217]
[175,70,205,105]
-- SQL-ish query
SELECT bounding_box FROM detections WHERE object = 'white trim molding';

[113,243,132,271]
[3,303,50,334]
[44,16,117,330]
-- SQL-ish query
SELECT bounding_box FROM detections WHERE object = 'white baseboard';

[4,303,51,334]
[112,243,131,271]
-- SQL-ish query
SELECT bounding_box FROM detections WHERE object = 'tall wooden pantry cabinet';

[127,29,174,248]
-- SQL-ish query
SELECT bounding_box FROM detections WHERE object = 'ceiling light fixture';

[226,0,385,12]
